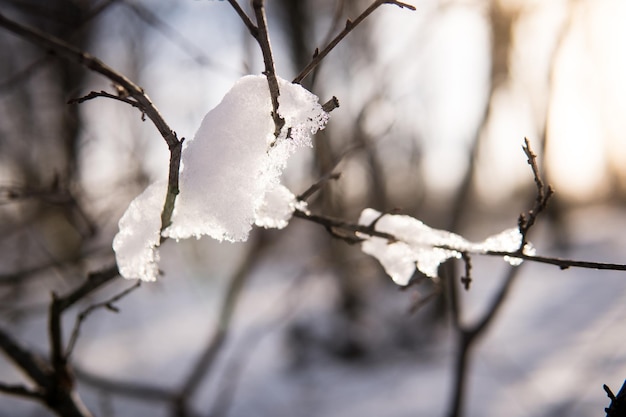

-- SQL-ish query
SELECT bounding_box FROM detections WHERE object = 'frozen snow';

[113,75,328,280]
[358,208,535,285]
[112,180,167,282]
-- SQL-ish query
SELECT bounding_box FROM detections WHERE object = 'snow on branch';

[357,208,535,285]
[113,75,329,281]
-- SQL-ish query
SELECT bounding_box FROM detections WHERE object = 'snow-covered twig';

[293,207,626,274]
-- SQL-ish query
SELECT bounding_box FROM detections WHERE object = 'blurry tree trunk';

[445,2,519,416]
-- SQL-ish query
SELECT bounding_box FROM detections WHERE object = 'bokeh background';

[1,0,626,416]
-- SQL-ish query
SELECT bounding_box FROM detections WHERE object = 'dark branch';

[68,90,140,109]
[252,0,285,139]
[297,172,341,201]
[518,137,553,248]
[65,281,141,358]
[322,96,340,113]
[292,0,416,84]
[226,0,258,38]
[0,327,51,388]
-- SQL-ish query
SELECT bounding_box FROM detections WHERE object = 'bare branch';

[68,90,140,109]
[0,12,183,233]
[292,0,416,84]
[227,0,258,38]
[0,327,51,388]
[297,172,341,201]
[65,281,141,358]
[518,137,554,248]
[252,0,285,139]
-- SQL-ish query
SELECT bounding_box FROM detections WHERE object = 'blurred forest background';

[1,0,626,416]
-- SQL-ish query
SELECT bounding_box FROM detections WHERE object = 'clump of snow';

[112,181,167,282]
[163,75,327,242]
[358,208,534,286]
[254,184,305,230]
[113,75,328,281]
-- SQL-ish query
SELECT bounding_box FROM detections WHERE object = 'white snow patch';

[358,208,535,285]
[254,184,305,230]
[113,75,328,280]
[112,180,167,282]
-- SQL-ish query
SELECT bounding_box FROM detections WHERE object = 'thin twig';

[226,0,258,38]
[65,281,141,358]
[68,90,140,108]
[292,0,416,84]
[518,138,553,248]
[252,0,285,139]
[297,172,341,201]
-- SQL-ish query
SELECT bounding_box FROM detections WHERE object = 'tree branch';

[65,281,141,358]
[0,12,183,233]
[518,137,553,248]
[252,0,285,139]
[226,0,258,38]
[292,0,416,84]
[0,327,51,388]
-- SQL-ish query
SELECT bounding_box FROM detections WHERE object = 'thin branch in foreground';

[68,90,138,107]
[252,0,285,139]
[292,0,416,84]
[518,137,553,248]
[65,281,141,358]
[226,0,258,38]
